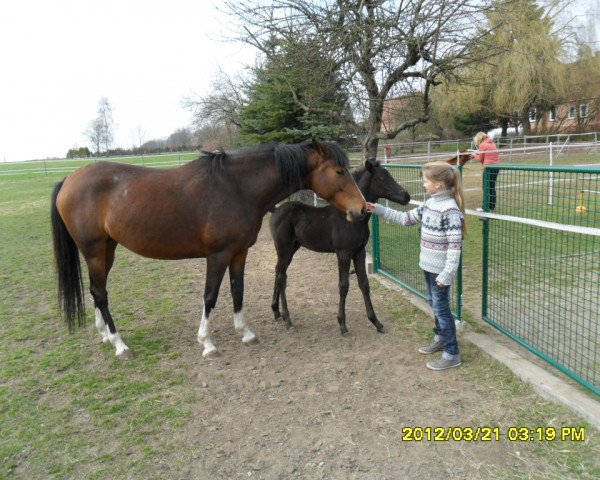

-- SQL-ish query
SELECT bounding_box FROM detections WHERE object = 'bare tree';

[183,68,248,136]
[85,97,116,155]
[97,97,115,152]
[85,117,103,155]
[135,124,147,152]
[223,0,491,157]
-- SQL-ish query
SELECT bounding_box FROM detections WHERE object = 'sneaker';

[426,356,461,371]
[418,339,444,355]
[476,207,483,212]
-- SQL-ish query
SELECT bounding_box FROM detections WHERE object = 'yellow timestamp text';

[401,426,586,442]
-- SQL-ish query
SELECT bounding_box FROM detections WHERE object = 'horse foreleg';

[337,253,352,335]
[271,244,298,330]
[229,251,258,345]
[353,248,384,333]
[198,254,228,358]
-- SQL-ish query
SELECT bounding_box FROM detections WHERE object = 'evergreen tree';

[240,37,349,144]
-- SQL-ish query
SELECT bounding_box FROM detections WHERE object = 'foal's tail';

[51,180,85,330]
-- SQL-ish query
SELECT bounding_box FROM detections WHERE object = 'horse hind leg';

[86,241,132,359]
[337,253,352,335]
[353,248,384,333]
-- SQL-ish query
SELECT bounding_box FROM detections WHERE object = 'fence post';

[548,142,554,205]
[371,215,380,273]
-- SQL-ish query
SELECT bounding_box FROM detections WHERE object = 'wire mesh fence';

[482,165,600,396]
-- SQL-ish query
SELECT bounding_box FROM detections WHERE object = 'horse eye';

[336,169,344,176]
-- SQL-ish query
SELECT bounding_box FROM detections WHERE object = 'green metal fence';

[481,165,600,396]
[371,164,463,321]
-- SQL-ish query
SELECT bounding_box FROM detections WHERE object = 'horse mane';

[201,148,227,176]
[200,140,350,189]
[275,140,349,188]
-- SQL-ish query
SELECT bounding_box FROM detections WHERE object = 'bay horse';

[51,140,366,359]
[446,149,473,166]
[269,158,410,335]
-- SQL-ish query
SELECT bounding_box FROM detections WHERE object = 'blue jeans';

[424,271,459,359]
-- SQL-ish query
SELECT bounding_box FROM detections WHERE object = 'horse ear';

[311,138,326,156]
[365,157,376,172]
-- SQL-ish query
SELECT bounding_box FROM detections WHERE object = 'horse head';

[447,149,473,166]
[305,139,366,222]
[358,158,411,205]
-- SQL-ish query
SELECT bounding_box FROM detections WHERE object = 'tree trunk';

[520,110,531,135]
[500,117,508,137]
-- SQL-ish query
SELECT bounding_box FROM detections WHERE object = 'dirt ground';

[144,220,552,480]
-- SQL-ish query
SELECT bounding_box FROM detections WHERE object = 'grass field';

[1,158,599,478]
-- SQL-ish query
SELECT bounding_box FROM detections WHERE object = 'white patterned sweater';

[372,191,463,286]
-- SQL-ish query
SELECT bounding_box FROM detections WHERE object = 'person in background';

[366,161,465,371]
[471,132,500,211]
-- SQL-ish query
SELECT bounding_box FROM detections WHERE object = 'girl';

[472,131,500,211]
[366,161,466,371]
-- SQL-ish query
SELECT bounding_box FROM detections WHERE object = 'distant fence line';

[0,151,201,177]
[350,131,600,164]
[380,141,600,167]
[3,133,600,178]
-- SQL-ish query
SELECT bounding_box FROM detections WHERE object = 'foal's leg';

[229,250,258,345]
[353,248,384,332]
[271,243,300,330]
[197,253,228,358]
[85,240,132,359]
[337,252,352,335]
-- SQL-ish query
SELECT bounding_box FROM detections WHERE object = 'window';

[549,106,556,122]
[529,108,536,122]
[568,105,576,119]
[580,103,588,118]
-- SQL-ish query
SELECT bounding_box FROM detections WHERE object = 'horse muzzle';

[346,207,367,222]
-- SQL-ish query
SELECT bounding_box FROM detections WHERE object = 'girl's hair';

[473,131,487,147]
[423,161,467,236]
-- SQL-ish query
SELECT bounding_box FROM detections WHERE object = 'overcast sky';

[0,0,254,162]
[0,0,598,163]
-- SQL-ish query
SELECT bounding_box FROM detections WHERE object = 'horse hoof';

[286,325,295,332]
[203,348,220,359]
[116,349,133,360]
[376,325,385,333]
[341,330,350,337]
[243,334,260,345]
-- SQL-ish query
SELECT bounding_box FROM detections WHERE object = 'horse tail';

[51,180,86,331]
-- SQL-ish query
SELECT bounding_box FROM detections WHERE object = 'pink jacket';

[474,137,500,170]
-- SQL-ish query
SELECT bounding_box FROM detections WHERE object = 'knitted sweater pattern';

[373,191,463,286]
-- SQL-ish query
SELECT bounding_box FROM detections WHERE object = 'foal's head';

[357,158,411,205]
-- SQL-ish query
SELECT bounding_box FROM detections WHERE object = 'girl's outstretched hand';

[366,202,377,213]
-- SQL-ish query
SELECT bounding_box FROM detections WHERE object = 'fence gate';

[481,165,600,396]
